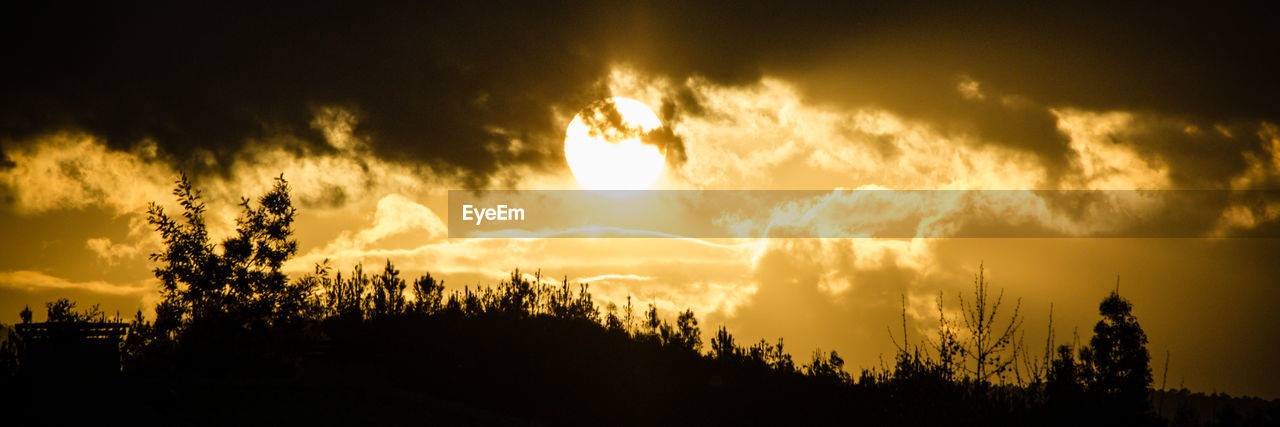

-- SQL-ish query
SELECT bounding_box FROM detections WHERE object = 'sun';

[564,97,666,190]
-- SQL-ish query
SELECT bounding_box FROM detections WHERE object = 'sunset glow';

[564,97,667,190]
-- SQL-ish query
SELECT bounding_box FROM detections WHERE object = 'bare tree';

[888,294,911,354]
[958,263,1023,384]
[1017,303,1056,386]
[928,291,964,381]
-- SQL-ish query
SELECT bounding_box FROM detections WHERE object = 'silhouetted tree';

[711,325,739,362]
[747,339,769,366]
[806,348,850,384]
[1084,289,1152,417]
[603,303,626,334]
[122,310,153,365]
[372,259,407,318]
[767,338,796,374]
[644,303,660,337]
[0,311,21,375]
[142,173,320,374]
[673,309,702,353]
[621,295,635,334]
[565,281,599,322]
[959,263,1023,384]
[1019,303,1057,386]
[1046,344,1086,417]
[149,173,308,336]
[411,272,444,315]
[499,269,536,316]
[221,174,303,325]
[929,291,964,381]
[148,173,218,334]
[317,262,368,320]
[45,298,104,323]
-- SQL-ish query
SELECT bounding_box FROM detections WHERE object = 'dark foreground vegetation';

[2,175,1277,425]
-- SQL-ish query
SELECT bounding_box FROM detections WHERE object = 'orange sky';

[4,67,1279,397]
[3,4,1280,399]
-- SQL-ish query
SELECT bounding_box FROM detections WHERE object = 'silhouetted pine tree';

[1085,289,1153,420]
[711,326,739,362]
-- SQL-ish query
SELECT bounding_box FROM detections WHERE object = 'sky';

[2,3,1279,397]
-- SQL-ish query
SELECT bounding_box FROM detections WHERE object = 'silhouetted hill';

[4,374,532,426]
[6,275,1280,425]
[6,175,1278,426]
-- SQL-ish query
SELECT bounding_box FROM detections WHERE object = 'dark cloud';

[581,100,633,143]
[3,2,1277,186]
[579,99,687,165]
[1119,118,1264,188]
[768,3,1280,183]
[1,2,620,185]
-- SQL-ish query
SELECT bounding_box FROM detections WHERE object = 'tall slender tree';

[958,263,1023,384]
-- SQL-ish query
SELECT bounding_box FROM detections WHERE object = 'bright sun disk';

[564,97,666,190]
